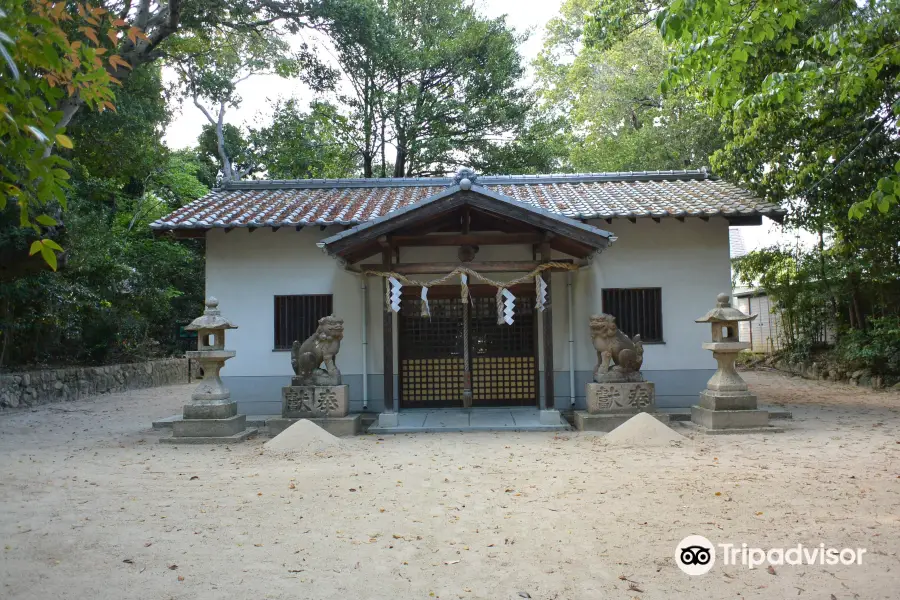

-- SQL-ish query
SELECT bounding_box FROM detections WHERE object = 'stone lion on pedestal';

[590,313,645,383]
[291,315,344,386]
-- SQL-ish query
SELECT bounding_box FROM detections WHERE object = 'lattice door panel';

[469,295,538,407]
[398,297,465,408]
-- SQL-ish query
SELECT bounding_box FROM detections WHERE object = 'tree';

[249,100,358,179]
[318,0,530,177]
[313,0,393,177]
[588,0,900,219]
[0,58,209,368]
[0,1,131,269]
[2,0,334,267]
[535,0,721,173]
[166,28,334,182]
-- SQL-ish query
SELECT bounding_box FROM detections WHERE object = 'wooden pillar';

[382,246,396,413]
[540,241,553,410]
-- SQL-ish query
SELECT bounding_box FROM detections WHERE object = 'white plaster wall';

[206,217,732,379]
[561,217,732,372]
[205,227,367,377]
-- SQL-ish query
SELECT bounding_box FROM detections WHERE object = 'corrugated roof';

[150,170,785,231]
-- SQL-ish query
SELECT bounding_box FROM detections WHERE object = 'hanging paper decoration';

[420,286,431,317]
[388,276,403,312]
[501,288,516,325]
[536,274,548,312]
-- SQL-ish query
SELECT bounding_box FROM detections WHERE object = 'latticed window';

[273,295,333,350]
[601,288,663,343]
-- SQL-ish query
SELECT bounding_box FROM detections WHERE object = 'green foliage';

[0,50,206,368]
[837,316,900,376]
[640,0,900,220]
[249,100,358,179]
[733,247,836,355]
[318,0,529,177]
[0,0,131,267]
[470,111,571,175]
[536,0,721,172]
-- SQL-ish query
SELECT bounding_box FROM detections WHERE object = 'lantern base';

[183,400,237,420]
[691,405,782,433]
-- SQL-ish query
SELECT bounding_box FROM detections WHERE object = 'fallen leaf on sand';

[289,483,295,489]
[144,542,152,547]
[168,564,178,570]
[189,476,199,480]
[177,575,184,581]
[767,565,777,575]
[122,559,133,564]
[518,593,531,599]
[444,560,460,565]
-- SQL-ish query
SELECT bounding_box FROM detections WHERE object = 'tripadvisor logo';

[675,535,867,575]
[675,535,715,575]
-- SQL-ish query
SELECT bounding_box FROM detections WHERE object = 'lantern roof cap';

[185,297,238,331]
[695,293,757,323]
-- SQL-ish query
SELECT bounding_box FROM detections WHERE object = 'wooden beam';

[540,241,553,411]
[382,247,395,415]
[389,233,543,247]
[359,260,575,275]
[725,215,763,226]
[171,229,207,239]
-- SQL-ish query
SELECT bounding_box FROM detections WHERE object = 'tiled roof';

[150,170,785,231]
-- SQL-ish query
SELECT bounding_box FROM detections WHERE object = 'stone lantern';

[161,298,256,443]
[691,293,781,434]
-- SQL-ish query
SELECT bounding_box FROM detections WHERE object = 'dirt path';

[0,372,898,600]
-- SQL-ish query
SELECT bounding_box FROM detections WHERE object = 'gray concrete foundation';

[160,427,257,444]
[172,413,247,438]
[539,409,564,426]
[182,401,238,420]
[267,415,361,437]
[691,405,783,434]
[574,411,670,432]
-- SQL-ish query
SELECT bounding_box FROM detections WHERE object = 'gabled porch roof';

[318,178,614,262]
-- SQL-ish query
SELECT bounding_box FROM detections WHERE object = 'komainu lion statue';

[590,313,645,383]
[291,315,345,386]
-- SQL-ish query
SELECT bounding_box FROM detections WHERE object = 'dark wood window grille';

[469,295,537,406]
[601,288,663,343]
[398,297,465,407]
[273,294,333,350]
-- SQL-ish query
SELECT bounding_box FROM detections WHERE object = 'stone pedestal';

[265,384,358,438]
[267,415,361,437]
[585,381,656,414]
[690,343,782,434]
[575,411,670,432]
[575,381,669,432]
[161,401,258,444]
[282,385,349,418]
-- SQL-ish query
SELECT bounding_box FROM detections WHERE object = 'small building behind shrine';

[152,169,785,418]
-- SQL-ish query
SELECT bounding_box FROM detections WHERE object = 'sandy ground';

[0,370,898,600]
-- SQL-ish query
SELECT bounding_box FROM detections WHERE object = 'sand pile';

[603,412,686,446]
[265,419,342,455]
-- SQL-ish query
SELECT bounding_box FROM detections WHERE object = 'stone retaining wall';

[769,359,898,390]
[0,358,189,409]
